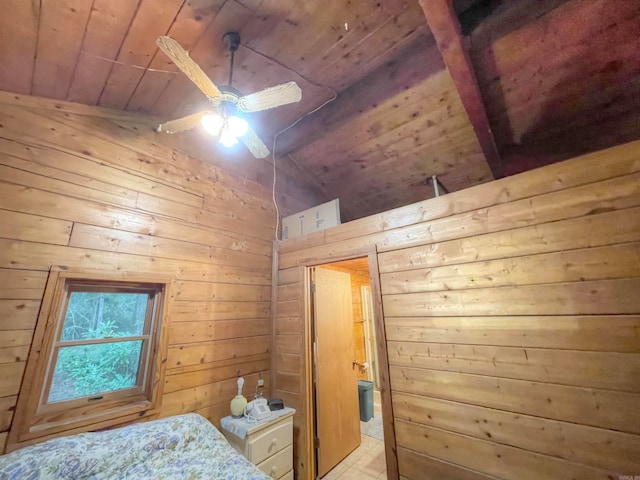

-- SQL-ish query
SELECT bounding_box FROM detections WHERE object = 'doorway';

[309,257,387,479]
[362,285,381,389]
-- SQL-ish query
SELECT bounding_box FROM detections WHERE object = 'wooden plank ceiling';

[0,0,638,221]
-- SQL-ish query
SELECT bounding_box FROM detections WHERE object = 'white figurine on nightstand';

[230,377,247,418]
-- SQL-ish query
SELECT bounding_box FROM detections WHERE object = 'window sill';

[9,399,158,452]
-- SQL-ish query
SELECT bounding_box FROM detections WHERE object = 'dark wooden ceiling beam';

[419,0,504,178]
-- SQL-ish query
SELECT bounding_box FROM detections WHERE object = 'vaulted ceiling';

[1,0,638,221]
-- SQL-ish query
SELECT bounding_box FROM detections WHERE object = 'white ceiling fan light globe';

[219,129,239,147]
[201,113,224,136]
[228,115,249,138]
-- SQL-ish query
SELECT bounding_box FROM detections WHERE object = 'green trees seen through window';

[48,292,150,402]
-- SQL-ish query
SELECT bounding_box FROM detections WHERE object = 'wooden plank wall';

[273,140,640,479]
[0,92,288,453]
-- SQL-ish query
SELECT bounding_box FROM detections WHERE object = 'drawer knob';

[271,438,278,447]
[270,466,277,478]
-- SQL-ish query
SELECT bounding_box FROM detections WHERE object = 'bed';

[0,413,272,479]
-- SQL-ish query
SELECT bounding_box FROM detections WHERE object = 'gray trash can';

[357,380,374,422]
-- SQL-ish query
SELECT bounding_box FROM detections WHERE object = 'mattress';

[0,413,271,479]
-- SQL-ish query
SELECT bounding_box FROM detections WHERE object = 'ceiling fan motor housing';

[222,32,241,52]
[213,86,244,116]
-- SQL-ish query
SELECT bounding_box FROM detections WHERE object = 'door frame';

[361,285,380,387]
[302,246,399,480]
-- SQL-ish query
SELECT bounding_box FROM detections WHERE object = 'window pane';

[48,341,143,402]
[61,292,148,341]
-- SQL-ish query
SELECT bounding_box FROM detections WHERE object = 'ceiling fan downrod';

[222,32,241,87]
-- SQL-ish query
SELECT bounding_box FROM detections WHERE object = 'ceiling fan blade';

[156,36,222,100]
[156,111,208,134]
[236,81,302,113]
[241,128,270,158]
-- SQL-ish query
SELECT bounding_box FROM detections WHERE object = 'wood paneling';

[278,138,640,254]
[161,372,268,419]
[98,0,185,110]
[288,41,492,221]
[0,1,38,94]
[391,366,640,434]
[0,270,47,300]
[0,332,33,349]
[0,396,16,432]
[385,316,640,353]
[0,300,39,330]
[272,140,640,479]
[166,336,270,368]
[382,278,640,317]
[31,0,92,100]
[164,356,270,394]
[0,93,310,453]
[388,342,640,392]
[0,0,436,144]
[397,447,493,480]
[0,249,35,417]
[126,0,226,112]
[66,0,142,106]
[393,393,640,472]
[380,243,640,294]
[0,209,72,245]
[0,363,25,399]
[0,1,639,222]
[171,301,270,322]
[470,0,640,174]
[395,419,616,480]
[168,318,270,344]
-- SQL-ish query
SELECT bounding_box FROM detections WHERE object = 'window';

[9,270,171,448]
[46,282,160,406]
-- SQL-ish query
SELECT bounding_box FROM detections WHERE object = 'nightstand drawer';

[257,444,293,479]
[279,470,293,480]
[246,416,293,464]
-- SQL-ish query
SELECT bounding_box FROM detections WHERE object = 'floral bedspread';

[0,413,271,479]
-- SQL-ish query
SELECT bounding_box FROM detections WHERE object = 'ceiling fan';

[155,32,302,158]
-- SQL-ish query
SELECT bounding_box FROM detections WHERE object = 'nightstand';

[220,407,295,479]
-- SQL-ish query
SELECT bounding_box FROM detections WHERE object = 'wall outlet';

[257,379,265,387]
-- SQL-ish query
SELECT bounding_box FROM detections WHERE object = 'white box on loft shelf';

[282,199,341,240]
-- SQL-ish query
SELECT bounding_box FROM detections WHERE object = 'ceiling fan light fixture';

[219,129,239,147]
[201,113,224,136]
[201,111,247,148]
[228,115,249,138]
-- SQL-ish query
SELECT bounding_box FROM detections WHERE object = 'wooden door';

[313,267,361,477]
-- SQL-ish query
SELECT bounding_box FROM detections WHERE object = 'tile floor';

[321,433,386,479]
